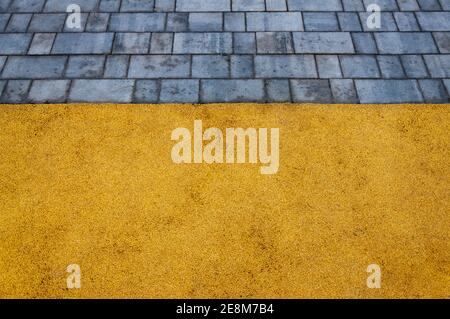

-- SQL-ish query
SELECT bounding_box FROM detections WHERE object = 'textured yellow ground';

[0,103,449,299]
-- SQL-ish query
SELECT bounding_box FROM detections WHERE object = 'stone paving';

[0,0,449,103]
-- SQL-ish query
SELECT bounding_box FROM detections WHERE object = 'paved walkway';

[0,0,449,103]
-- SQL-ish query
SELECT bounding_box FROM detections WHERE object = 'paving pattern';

[0,0,449,103]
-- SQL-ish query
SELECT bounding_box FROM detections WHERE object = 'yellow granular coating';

[0,103,448,299]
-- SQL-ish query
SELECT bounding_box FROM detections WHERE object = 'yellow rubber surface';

[0,103,449,299]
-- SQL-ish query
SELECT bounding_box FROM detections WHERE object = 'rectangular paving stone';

[433,32,450,53]
[362,0,398,10]
[330,79,358,103]
[293,32,354,53]
[113,33,150,54]
[155,0,175,12]
[233,0,265,11]
[231,55,253,78]
[317,55,342,78]
[66,56,105,78]
[256,32,294,54]
[266,0,288,11]
[150,33,173,54]
[28,13,65,32]
[5,13,31,32]
[28,80,70,103]
[247,12,303,31]
[176,0,230,12]
[352,33,378,54]
[133,80,159,103]
[355,80,423,103]
[416,12,450,31]
[86,13,110,32]
[418,79,449,102]
[121,0,155,12]
[342,0,364,11]
[189,13,223,31]
[201,79,264,103]
[287,0,342,11]
[340,55,380,78]
[9,0,46,12]
[417,0,442,10]
[44,0,98,12]
[255,55,317,78]
[128,55,190,78]
[160,79,199,103]
[360,12,398,31]
[0,14,10,31]
[52,33,113,54]
[423,55,450,77]
[303,12,339,31]
[173,33,232,54]
[401,55,429,78]
[104,55,129,78]
[0,80,30,103]
[375,33,438,54]
[0,1,12,12]
[397,0,420,11]
[166,13,188,31]
[337,12,362,31]
[2,56,66,78]
[99,0,121,12]
[0,34,32,54]
[28,33,55,55]
[377,55,405,78]
[224,12,245,31]
[290,80,333,103]
[234,33,256,54]
[266,79,291,102]
[109,13,165,31]
[69,79,135,103]
[394,12,420,31]
[192,55,229,78]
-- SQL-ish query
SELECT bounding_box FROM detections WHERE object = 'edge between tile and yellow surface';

[0,103,448,298]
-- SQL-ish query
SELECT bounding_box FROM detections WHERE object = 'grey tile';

[69,80,135,103]
[233,0,265,11]
[201,79,264,103]
[86,13,110,32]
[224,12,245,31]
[28,33,55,55]
[266,0,287,11]
[134,80,159,103]
[166,13,188,31]
[121,0,155,12]
[28,13,65,32]
[192,55,229,78]
[266,79,291,102]
[434,32,450,53]
[10,0,46,12]
[113,33,150,54]
[394,12,420,31]
[330,79,358,103]
[290,80,333,103]
[2,56,66,79]
[52,33,113,54]
[256,32,293,54]
[340,55,380,78]
[189,13,222,31]
[234,33,256,54]
[423,55,450,77]
[150,33,173,54]
[419,79,449,102]
[109,13,165,31]
[352,33,378,54]
[0,80,31,103]
[287,0,342,11]
[401,55,429,78]
[160,79,199,103]
[100,0,121,12]
[416,12,450,31]
[247,12,303,31]
[5,13,31,32]
[255,55,317,78]
[293,32,354,53]
[128,55,190,78]
[377,55,406,78]
[356,80,423,103]
[104,55,129,78]
[155,0,175,12]
[173,33,232,54]
[231,55,253,78]
[176,0,230,12]
[397,0,420,11]
[338,12,362,31]
[28,80,70,103]
[317,55,342,78]
[0,34,32,54]
[303,12,339,31]
[66,55,105,78]
[375,32,438,54]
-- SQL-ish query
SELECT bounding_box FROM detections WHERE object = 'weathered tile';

[104,55,129,78]
[160,80,199,103]
[173,33,232,54]
[28,33,55,55]
[256,32,293,54]
[134,80,159,102]
[28,80,70,103]
[150,33,173,54]
[0,34,32,54]
[290,80,333,103]
[192,55,229,78]
[189,13,222,31]
[2,56,66,78]
[340,55,380,78]
[109,13,165,31]
[247,12,303,31]
[375,33,438,54]
[266,79,291,102]
[201,79,264,102]
[128,55,190,78]
[69,80,135,103]
[231,55,253,78]
[66,56,105,78]
[176,0,230,12]
[317,55,342,78]
[293,32,354,53]
[377,55,406,78]
[113,33,150,54]
[255,55,317,78]
[52,33,113,54]
[419,79,449,102]
[355,80,423,103]
[0,80,30,103]
[330,79,358,103]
